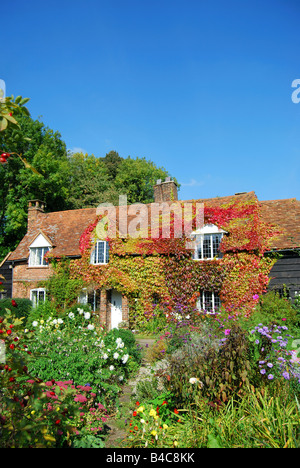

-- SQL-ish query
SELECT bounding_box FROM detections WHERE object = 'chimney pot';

[153,178,178,203]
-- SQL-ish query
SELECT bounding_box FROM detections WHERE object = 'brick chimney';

[27,200,46,232]
[153,177,178,203]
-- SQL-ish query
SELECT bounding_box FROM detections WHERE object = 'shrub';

[0,309,110,448]
[105,328,142,364]
[241,290,298,332]
[22,311,133,406]
[0,298,32,320]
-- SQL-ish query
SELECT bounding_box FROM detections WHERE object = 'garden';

[0,287,299,448]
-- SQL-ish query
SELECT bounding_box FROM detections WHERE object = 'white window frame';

[29,247,50,267]
[192,224,226,261]
[30,288,46,308]
[90,240,109,265]
[28,233,52,267]
[197,291,221,313]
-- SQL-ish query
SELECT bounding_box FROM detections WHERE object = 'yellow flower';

[137,405,144,413]
[31,410,35,415]
[56,406,60,412]
[43,434,56,442]
[163,424,168,430]
[149,409,156,417]
[151,430,157,436]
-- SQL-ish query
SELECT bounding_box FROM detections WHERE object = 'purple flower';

[268,374,274,380]
[224,329,231,336]
[260,369,266,375]
[282,371,290,380]
[252,294,259,300]
[267,363,273,368]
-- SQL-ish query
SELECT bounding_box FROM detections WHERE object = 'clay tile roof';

[9,192,299,261]
[259,198,300,250]
[9,207,97,261]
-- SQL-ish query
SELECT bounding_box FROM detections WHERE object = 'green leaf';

[3,112,18,125]
[0,117,8,131]
[207,434,223,448]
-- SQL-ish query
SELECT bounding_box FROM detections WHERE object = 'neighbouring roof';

[259,198,300,250]
[9,207,97,261]
[9,192,300,261]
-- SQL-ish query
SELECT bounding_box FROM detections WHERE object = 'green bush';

[105,328,142,364]
[26,299,57,328]
[240,290,299,333]
[0,298,32,320]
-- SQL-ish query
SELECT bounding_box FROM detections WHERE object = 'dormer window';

[28,233,52,267]
[192,224,226,260]
[90,240,109,265]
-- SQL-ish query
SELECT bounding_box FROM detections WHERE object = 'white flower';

[102,353,108,360]
[116,337,123,344]
[119,376,123,381]
[57,318,63,324]
[52,319,58,325]
[87,324,95,330]
[113,352,119,359]
[189,377,199,384]
[100,340,105,348]
[32,321,38,327]
[77,308,84,314]
[68,312,75,319]
[84,312,91,320]
[109,365,114,371]
[122,354,129,364]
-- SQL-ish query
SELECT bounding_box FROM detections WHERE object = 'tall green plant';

[39,258,85,310]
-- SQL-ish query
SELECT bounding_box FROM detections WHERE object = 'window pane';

[42,247,49,265]
[212,234,222,257]
[105,243,109,263]
[214,293,221,310]
[203,236,211,259]
[204,291,213,311]
[97,241,105,263]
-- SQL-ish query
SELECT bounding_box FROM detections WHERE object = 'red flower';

[174,408,179,414]
[55,420,61,425]
[133,411,137,417]
[11,300,17,307]
[6,330,12,335]
[9,344,14,350]
[135,401,140,406]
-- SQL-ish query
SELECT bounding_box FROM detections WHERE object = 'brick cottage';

[4,179,300,329]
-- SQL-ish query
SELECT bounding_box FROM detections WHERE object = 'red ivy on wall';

[66,197,282,320]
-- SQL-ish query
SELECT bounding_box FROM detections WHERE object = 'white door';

[111,290,123,329]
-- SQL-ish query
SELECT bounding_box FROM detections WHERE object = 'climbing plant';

[53,196,282,325]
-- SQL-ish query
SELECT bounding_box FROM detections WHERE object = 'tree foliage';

[0,97,178,260]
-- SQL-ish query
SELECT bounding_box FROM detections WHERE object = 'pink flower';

[224,329,231,336]
[74,394,88,403]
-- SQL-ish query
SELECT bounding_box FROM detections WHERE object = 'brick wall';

[12,261,53,299]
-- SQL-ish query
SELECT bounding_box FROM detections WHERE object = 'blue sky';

[1,0,300,202]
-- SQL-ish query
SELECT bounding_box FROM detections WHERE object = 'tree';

[0,109,70,260]
[114,156,175,204]
[101,150,123,180]
[67,152,111,208]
